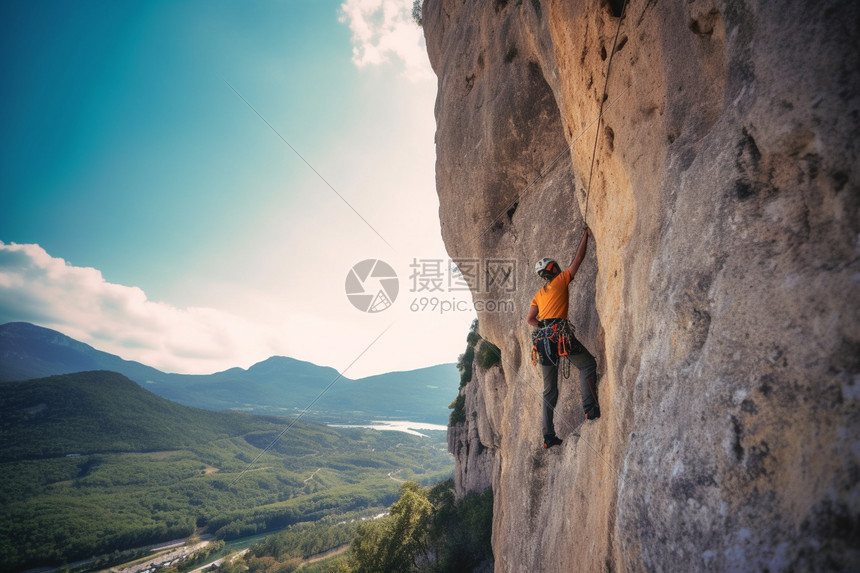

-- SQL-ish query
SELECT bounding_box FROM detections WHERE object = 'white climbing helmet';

[535,257,560,278]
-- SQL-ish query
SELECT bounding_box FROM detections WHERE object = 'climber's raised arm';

[565,227,590,279]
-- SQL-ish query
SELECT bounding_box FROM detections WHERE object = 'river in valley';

[328,420,448,437]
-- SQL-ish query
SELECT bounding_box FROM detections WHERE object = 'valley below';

[0,370,455,572]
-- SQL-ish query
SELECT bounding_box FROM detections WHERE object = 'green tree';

[387,482,433,569]
[457,320,480,387]
[350,519,388,573]
[350,482,433,573]
[448,394,466,426]
[411,0,423,26]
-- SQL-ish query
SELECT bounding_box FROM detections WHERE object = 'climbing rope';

[463,85,632,250]
[583,0,629,225]
[463,0,632,248]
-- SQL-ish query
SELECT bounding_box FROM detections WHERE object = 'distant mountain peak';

[0,322,459,424]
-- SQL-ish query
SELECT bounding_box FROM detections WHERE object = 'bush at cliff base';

[349,480,493,573]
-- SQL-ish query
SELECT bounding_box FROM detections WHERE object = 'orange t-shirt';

[530,270,571,320]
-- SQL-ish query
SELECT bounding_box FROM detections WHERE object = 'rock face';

[424,0,859,571]
[448,348,502,498]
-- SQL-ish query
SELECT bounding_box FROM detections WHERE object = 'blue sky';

[0,0,478,377]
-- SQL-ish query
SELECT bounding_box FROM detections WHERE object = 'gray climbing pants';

[541,345,598,438]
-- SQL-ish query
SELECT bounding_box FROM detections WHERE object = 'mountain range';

[0,322,458,424]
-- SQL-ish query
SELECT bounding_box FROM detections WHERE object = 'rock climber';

[527,227,600,449]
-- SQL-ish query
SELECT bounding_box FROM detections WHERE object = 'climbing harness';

[583,0,629,225]
[531,318,584,379]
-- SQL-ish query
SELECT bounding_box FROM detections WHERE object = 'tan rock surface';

[425,0,859,570]
[448,356,500,498]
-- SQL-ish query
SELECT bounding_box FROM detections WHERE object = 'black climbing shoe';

[585,405,601,420]
[543,435,563,449]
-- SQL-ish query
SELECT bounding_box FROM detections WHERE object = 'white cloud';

[339,0,434,82]
[0,242,475,379]
[0,242,289,374]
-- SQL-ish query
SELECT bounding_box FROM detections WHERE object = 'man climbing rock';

[527,227,600,449]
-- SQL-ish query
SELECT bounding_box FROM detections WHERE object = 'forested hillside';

[219,479,493,573]
[0,371,452,571]
[0,371,262,460]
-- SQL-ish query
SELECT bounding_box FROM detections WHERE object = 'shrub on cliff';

[475,340,501,370]
[457,346,475,387]
[457,319,481,387]
[466,328,480,347]
[448,393,466,426]
[412,1,423,26]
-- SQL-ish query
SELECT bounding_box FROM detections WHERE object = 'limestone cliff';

[448,341,502,498]
[425,0,859,570]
